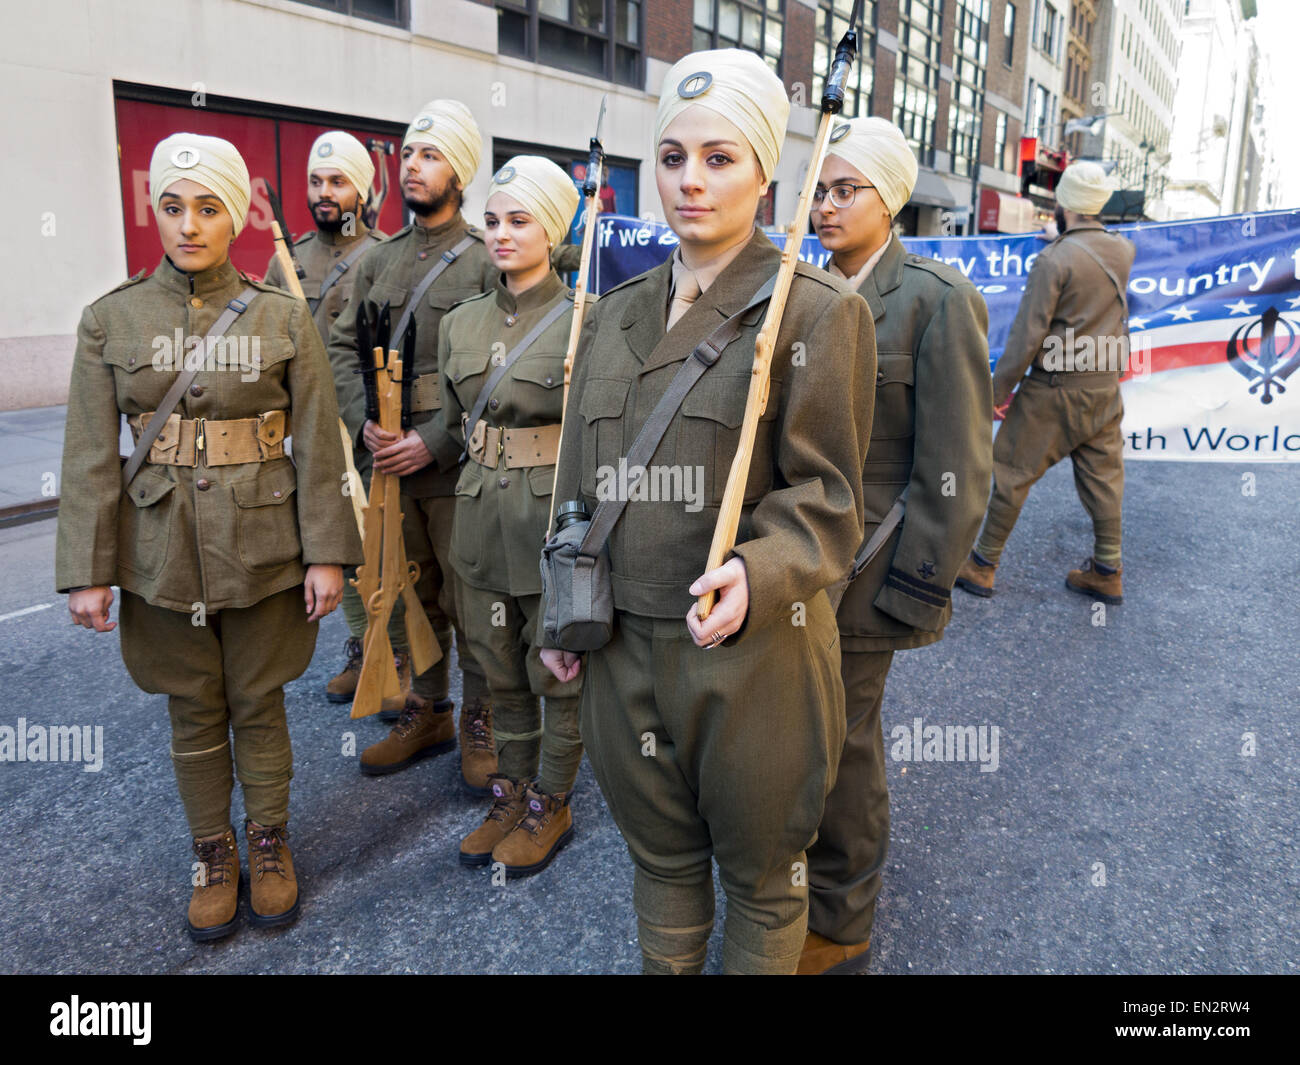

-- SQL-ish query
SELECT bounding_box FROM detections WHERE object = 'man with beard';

[956,161,1135,604]
[326,100,498,793]
[265,131,385,346]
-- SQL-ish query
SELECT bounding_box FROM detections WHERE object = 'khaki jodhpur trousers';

[119,586,316,837]
[579,596,845,975]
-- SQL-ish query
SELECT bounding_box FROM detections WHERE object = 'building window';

[813,0,876,116]
[948,0,989,178]
[1039,2,1057,56]
[296,0,408,26]
[497,1,643,88]
[1003,2,1015,66]
[994,111,1008,171]
[693,0,785,76]
[894,0,943,167]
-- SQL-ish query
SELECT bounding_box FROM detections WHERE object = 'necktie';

[666,254,702,330]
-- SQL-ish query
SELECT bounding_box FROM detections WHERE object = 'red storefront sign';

[114,96,407,280]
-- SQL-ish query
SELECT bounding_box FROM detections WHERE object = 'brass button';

[190,296,203,309]
[489,398,500,411]
[196,478,211,491]
[333,250,342,258]
[189,384,204,397]
[876,370,885,383]
[418,250,429,261]
[545,375,554,386]
[272,489,282,498]
[498,477,509,489]
[505,314,517,327]
[127,357,136,366]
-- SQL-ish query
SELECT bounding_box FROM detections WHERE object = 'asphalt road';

[1,458,1296,974]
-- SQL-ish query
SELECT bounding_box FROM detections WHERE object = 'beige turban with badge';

[1055,161,1112,215]
[488,156,580,250]
[149,133,252,237]
[308,131,375,204]
[402,99,482,188]
[824,117,919,218]
[655,48,790,182]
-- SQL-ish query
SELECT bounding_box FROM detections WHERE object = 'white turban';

[149,133,251,237]
[402,99,482,188]
[655,48,790,182]
[308,131,375,204]
[824,117,919,218]
[1056,161,1112,215]
[488,156,580,250]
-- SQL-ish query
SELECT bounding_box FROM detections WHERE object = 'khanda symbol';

[1226,305,1300,405]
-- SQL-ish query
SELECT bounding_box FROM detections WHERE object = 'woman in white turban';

[56,132,360,943]
[438,154,590,878]
[539,49,876,974]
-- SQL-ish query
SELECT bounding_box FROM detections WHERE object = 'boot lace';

[515,787,553,836]
[393,701,424,738]
[248,823,290,879]
[463,701,493,751]
[193,836,234,887]
[343,637,364,670]
[485,781,520,823]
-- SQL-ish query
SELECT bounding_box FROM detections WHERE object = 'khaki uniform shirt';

[548,227,876,641]
[55,256,362,611]
[326,213,496,497]
[440,271,593,596]
[263,223,385,346]
[834,234,994,650]
[992,221,1137,406]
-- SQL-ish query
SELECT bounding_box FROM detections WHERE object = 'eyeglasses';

[812,183,874,209]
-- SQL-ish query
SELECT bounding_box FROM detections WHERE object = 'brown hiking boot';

[1066,557,1123,604]
[954,553,997,598]
[796,931,872,974]
[376,653,413,723]
[492,784,574,878]
[187,827,240,942]
[359,694,455,776]
[325,637,363,703]
[244,820,299,929]
[459,698,497,796]
[459,775,527,867]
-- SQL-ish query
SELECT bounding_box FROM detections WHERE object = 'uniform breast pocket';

[577,377,630,498]
[513,356,565,420]
[103,340,168,410]
[428,287,482,313]
[679,374,776,506]
[873,353,915,440]
[232,462,301,572]
[117,468,177,579]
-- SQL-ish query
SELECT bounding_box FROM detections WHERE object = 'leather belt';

[463,416,561,470]
[1029,367,1120,388]
[129,410,289,467]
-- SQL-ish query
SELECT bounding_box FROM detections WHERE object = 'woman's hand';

[372,429,434,477]
[69,586,116,632]
[541,648,582,683]
[304,564,344,622]
[686,557,749,648]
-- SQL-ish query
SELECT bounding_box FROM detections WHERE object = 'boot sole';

[376,709,400,724]
[325,691,355,704]
[248,894,301,930]
[954,577,994,598]
[460,760,495,797]
[186,873,242,943]
[459,848,494,867]
[1064,579,1122,605]
[359,738,456,776]
[501,825,574,879]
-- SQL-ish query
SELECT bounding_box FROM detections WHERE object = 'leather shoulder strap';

[1062,232,1129,322]
[847,487,908,582]
[391,234,477,346]
[577,273,778,559]
[458,296,574,461]
[309,233,380,312]
[121,287,259,488]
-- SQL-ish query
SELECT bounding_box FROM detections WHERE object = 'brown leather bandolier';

[409,373,442,413]
[128,410,290,467]
[462,414,561,470]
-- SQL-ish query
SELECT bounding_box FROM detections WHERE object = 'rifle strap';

[122,286,259,489]
[309,233,380,313]
[391,234,476,346]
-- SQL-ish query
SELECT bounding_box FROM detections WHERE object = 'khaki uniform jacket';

[440,271,593,597]
[55,256,362,612]
[325,213,496,497]
[263,223,386,346]
[547,227,876,642]
[992,221,1137,407]
[835,234,994,651]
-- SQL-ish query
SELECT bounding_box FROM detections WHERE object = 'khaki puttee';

[129,409,289,467]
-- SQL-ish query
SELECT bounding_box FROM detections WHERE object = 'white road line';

[0,603,55,622]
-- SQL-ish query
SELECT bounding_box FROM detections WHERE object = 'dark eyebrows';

[159,192,223,202]
[657,138,741,150]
